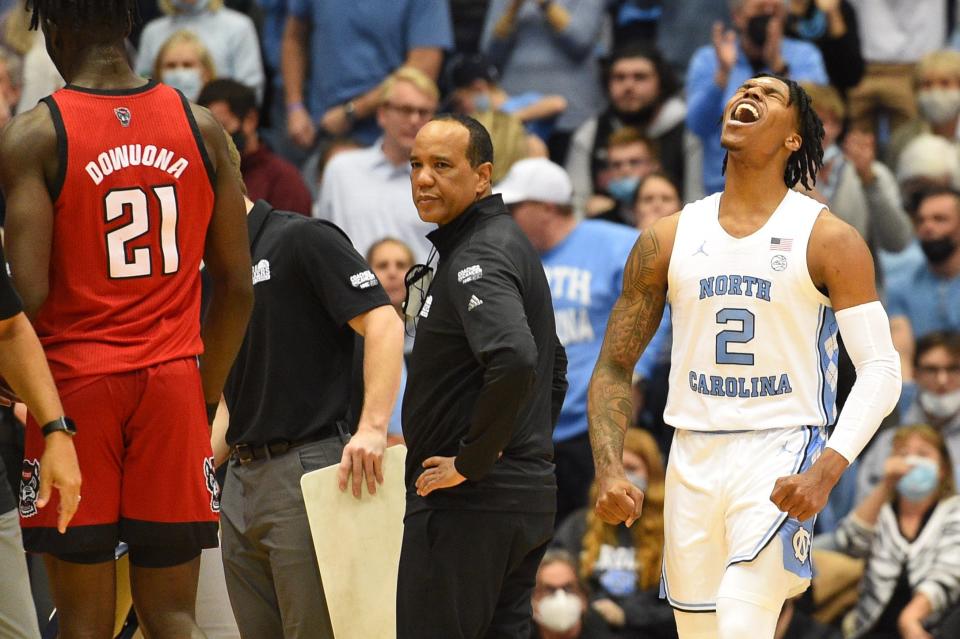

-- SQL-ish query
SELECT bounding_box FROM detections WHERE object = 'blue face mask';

[473,92,492,112]
[162,67,204,102]
[607,176,640,203]
[172,0,210,13]
[626,472,647,493]
[897,456,940,502]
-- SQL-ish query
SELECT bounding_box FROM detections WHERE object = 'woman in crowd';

[825,424,960,639]
[366,238,415,446]
[633,172,682,232]
[153,30,216,102]
[532,549,617,639]
[553,427,677,639]
[137,0,264,102]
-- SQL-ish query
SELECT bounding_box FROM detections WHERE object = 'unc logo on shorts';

[19,458,40,518]
[792,527,811,564]
[204,457,220,513]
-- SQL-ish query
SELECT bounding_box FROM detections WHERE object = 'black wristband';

[41,416,76,437]
[206,402,219,424]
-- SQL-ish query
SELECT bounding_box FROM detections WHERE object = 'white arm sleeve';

[826,301,902,463]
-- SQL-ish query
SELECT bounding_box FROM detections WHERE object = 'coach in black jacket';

[399,114,568,639]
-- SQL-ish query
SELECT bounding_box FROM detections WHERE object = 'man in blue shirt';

[686,0,827,194]
[498,158,663,523]
[282,0,453,149]
[888,188,960,378]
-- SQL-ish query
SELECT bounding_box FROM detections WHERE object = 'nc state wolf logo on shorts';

[204,456,220,513]
[19,458,40,517]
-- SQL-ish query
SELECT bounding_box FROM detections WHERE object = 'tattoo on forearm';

[588,229,665,477]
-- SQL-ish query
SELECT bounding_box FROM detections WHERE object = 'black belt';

[231,432,334,465]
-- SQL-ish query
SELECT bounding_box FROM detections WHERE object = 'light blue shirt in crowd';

[685,39,828,194]
[287,0,453,142]
[886,262,960,339]
[136,7,265,102]
[542,220,664,442]
[315,141,435,263]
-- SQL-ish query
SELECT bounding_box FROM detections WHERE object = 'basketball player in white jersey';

[587,75,902,639]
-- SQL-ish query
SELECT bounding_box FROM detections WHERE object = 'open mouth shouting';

[730,98,762,125]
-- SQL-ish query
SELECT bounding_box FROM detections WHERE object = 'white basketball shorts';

[660,425,825,612]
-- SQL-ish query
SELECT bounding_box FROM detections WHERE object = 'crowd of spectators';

[1,0,960,637]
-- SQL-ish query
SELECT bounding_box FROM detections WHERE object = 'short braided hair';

[27,0,138,40]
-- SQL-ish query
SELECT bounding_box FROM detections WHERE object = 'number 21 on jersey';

[105,185,180,279]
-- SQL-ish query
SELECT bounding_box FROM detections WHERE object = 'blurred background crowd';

[2,0,960,638]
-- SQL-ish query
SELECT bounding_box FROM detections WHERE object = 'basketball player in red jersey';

[0,1,253,636]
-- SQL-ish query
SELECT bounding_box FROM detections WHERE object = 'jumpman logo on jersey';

[693,241,709,257]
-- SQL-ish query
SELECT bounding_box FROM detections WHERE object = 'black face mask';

[747,14,773,48]
[231,130,247,154]
[920,237,958,265]
[614,102,658,128]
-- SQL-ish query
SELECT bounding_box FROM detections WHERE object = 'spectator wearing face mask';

[552,428,677,639]
[197,78,313,216]
[586,128,660,225]
[685,0,827,194]
[448,52,567,146]
[137,0,263,103]
[846,0,947,136]
[531,550,617,639]
[887,50,960,171]
[857,332,960,503]
[887,188,960,381]
[152,30,215,102]
[820,424,960,639]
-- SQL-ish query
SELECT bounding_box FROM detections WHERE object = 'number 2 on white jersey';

[104,185,180,279]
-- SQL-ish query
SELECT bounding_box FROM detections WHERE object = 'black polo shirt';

[222,201,390,447]
[0,244,23,514]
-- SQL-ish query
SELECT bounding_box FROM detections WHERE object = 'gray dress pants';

[221,437,344,639]
[0,508,41,639]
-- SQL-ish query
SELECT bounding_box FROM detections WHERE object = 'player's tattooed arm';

[587,217,674,479]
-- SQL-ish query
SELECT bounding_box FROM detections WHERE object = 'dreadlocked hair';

[722,74,824,191]
[27,0,137,39]
[579,428,665,592]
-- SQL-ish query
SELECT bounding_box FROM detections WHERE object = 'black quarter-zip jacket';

[402,194,568,515]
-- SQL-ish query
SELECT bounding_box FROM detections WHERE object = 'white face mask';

[919,388,960,420]
[162,67,204,102]
[534,590,583,633]
[918,88,960,126]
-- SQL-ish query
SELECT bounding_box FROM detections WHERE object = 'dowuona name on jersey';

[84,144,189,185]
[690,272,793,398]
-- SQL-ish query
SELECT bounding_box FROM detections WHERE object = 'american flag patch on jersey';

[770,237,793,251]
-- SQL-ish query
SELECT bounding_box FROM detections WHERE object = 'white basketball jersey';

[664,190,839,432]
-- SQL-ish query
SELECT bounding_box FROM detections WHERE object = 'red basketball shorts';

[19,357,220,556]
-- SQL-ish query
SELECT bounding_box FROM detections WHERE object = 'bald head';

[410,119,493,226]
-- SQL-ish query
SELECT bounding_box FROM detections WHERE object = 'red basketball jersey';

[34,82,215,380]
